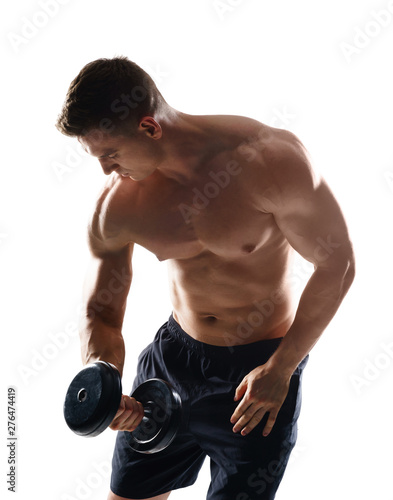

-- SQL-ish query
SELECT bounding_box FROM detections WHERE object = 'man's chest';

[116,170,280,262]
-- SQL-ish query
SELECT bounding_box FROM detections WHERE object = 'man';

[56,56,355,500]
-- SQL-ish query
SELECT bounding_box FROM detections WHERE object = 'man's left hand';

[230,363,291,437]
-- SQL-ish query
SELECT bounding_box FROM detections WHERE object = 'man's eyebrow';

[98,150,117,159]
[80,145,118,158]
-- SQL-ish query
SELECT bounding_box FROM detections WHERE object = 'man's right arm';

[78,217,145,432]
[79,227,133,378]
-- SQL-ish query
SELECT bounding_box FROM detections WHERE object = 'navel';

[204,315,218,322]
[242,243,256,254]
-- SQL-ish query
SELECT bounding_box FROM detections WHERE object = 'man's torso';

[92,117,300,346]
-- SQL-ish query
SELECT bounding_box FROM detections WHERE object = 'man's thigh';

[110,429,206,499]
[192,356,308,500]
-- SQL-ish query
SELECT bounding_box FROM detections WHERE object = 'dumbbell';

[63,361,182,454]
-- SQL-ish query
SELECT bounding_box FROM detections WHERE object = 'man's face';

[78,128,160,181]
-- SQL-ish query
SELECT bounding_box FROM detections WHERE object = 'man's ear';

[138,117,162,139]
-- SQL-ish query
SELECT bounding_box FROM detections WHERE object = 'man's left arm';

[231,135,355,437]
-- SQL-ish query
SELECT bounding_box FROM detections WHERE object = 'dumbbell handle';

[143,401,154,419]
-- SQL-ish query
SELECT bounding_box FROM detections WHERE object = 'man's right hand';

[109,395,145,432]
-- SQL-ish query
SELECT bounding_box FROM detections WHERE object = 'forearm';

[269,260,355,376]
[79,315,126,377]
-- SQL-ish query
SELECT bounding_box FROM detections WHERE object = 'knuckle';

[246,391,255,401]
[247,408,256,419]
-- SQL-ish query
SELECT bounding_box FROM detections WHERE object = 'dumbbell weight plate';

[126,379,182,454]
[64,361,122,437]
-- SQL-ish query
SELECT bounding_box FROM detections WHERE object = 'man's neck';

[155,111,227,184]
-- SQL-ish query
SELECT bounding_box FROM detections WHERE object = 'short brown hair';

[56,56,165,137]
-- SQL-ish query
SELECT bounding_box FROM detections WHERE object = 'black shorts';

[110,314,308,499]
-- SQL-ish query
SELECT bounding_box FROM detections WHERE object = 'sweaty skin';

[78,112,355,438]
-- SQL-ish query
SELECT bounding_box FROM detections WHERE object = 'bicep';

[83,242,134,328]
[275,179,353,268]
[265,138,354,269]
[81,181,137,326]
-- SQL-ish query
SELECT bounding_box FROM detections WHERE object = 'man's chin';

[131,170,156,181]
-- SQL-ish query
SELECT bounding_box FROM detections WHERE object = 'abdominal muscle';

[168,248,296,347]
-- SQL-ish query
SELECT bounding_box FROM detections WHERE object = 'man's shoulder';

[265,127,307,163]
[88,174,137,255]
[218,115,300,162]
[232,122,320,211]
[240,122,313,178]
[263,128,318,189]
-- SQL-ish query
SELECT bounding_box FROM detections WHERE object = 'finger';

[120,401,144,432]
[234,379,248,402]
[231,402,257,432]
[262,410,278,437]
[238,407,267,436]
[110,397,141,430]
[230,397,253,426]
[110,409,132,430]
[112,395,126,421]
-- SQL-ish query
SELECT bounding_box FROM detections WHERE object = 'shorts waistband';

[166,313,283,360]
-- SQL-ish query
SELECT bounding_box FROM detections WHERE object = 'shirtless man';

[56,57,355,500]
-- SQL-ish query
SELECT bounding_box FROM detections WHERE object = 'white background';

[1,0,393,499]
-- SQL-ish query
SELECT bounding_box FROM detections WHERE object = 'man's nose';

[99,159,119,175]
